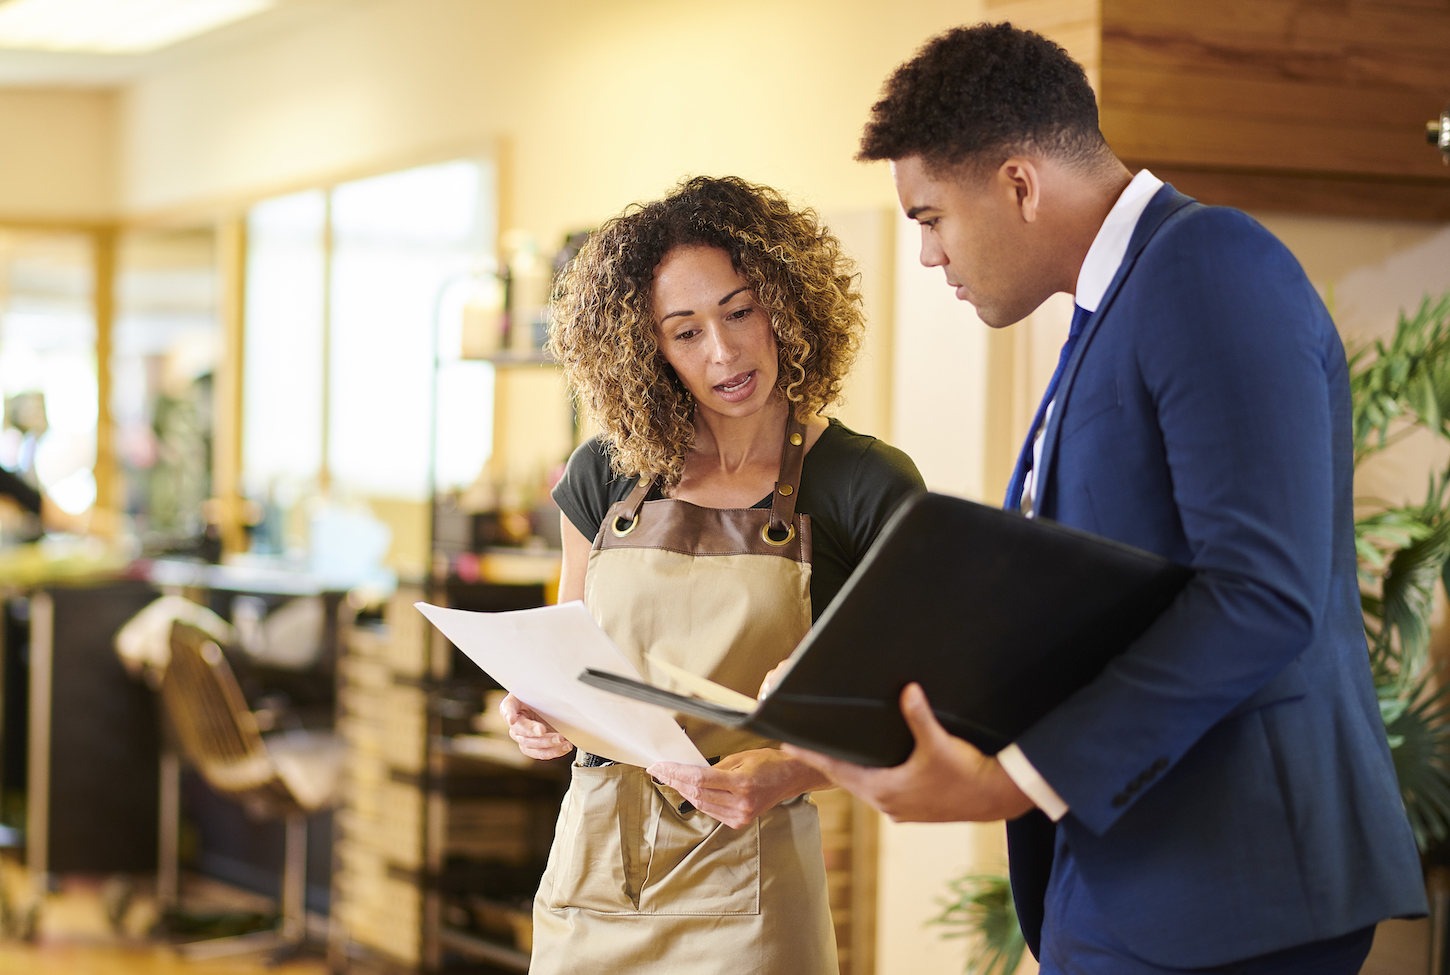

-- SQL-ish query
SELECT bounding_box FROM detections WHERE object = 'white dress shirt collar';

[1074,168,1163,313]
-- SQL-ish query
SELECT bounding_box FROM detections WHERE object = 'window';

[241,158,498,568]
[0,230,97,517]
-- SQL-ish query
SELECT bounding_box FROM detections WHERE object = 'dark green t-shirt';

[551,418,925,620]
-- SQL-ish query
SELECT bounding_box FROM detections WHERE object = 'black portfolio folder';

[580,492,1192,767]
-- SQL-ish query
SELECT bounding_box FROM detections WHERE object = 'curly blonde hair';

[549,176,864,489]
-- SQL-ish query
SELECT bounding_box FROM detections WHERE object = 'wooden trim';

[983,326,1021,506]
[121,136,502,230]
[319,193,334,494]
[26,593,53,882]
[92,227,118,516]
[851,800,880,975]
[0,216,113,232]
[1127,162,1450,222]
[213,215,248,555]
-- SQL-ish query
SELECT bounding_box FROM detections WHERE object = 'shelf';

[438,925,530,972]
[466,351,556,367]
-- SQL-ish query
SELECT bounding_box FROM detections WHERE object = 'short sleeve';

[846,439,926,563]
[551,438,631,542]
[797,421,925,616]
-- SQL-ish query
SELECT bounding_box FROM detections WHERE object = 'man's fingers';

[899,682,947,751]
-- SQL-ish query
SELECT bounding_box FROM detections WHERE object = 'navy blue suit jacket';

[1004,186,1426,967]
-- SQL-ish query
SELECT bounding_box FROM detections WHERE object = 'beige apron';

[531,416,838,975]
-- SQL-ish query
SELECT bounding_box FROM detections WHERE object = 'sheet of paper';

[415,601,707,768]
[643,653,759,711]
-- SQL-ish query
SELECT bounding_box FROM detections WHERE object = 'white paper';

[415,601,707,768]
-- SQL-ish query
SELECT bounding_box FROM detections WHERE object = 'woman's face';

[651,245,778,421]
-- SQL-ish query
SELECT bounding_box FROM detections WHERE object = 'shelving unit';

[331,587,429,971]
[330,577,566,974]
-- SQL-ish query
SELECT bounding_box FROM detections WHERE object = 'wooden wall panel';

[1100,0,1450,218]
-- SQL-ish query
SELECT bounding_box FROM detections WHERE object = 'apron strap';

[620,475,653,521]
[769,413,808,535]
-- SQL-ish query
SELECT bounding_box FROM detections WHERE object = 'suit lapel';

[1032,185,1198,517]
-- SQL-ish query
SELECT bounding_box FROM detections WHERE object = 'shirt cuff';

[997,743,1069,822]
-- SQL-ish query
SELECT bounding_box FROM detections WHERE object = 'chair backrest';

[162,621,291,809]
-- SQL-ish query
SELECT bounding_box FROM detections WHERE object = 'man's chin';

[968,301,1013,329]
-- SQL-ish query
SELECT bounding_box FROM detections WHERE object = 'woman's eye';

[726,306,753,322]
[674,329,698,341]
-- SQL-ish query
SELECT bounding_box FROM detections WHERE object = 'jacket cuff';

[998,743,1069,822]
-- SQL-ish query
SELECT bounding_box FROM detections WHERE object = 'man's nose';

[919,228,945,268]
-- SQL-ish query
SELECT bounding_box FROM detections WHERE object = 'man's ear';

[998,157,1041,223]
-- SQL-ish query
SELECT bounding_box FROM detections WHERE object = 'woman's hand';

[758,659,793,698]
[500,693,574,760]
[647,748,834,829]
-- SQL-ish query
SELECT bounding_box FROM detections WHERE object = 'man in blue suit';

[788,23,1427,973]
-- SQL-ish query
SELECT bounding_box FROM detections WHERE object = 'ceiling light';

[0,0,276,54]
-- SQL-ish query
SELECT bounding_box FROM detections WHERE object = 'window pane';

[328,159,494,501]
[244,190,327,496]
[0,230,96,517]
[113,227,219,540]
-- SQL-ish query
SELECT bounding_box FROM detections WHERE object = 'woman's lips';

[713,370,757,403]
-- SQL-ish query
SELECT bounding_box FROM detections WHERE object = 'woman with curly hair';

[502,176,923,974]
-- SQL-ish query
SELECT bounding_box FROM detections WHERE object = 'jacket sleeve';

[1014,209,1337,837]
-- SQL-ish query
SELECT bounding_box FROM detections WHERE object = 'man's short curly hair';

[548,176,863,489]
[858,22,1108,175]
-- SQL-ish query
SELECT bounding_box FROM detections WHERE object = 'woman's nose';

[706,325,736,361]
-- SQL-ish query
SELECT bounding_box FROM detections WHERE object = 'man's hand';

[783,683,1036,823]
[647,748,834,829]
[500,693,574,760]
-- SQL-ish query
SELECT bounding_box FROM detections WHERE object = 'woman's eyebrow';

[662,286,750,322]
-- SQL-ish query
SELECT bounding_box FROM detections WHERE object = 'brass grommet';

[789,433,803,446]
[761,522,796,547]
[778,484,793,496]
[611,514,639,537]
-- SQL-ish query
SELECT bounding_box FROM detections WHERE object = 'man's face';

[891,154,1040,328]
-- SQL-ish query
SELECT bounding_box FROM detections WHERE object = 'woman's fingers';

[501,692,573,758]
[501,693,559,736]
[516,737,574,760]
[758,660,792,698]
[649,761,761,827]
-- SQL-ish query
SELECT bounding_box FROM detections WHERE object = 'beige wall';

[121,0,964,232]
[0,88,116,219]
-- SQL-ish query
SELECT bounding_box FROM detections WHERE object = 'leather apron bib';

[530,417,838,975]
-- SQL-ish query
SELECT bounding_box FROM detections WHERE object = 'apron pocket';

[637,794,761,916]
[542,763,651,913]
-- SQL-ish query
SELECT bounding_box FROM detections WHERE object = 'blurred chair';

[159,620,344,961]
